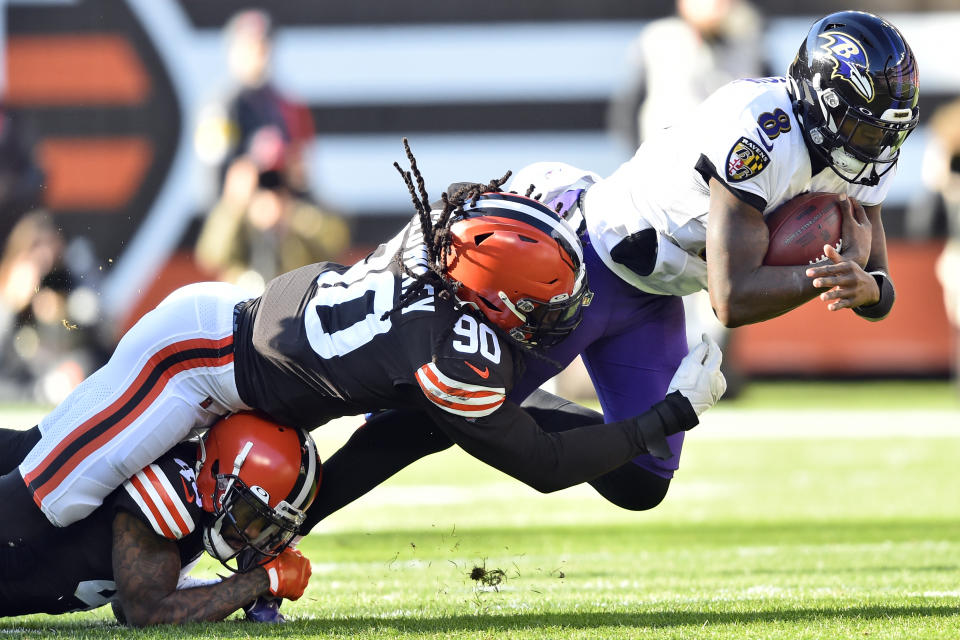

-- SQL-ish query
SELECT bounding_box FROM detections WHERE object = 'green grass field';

[2,381,959,639]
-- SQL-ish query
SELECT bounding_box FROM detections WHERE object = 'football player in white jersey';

[582,9,915,324]
[295,10,919,534]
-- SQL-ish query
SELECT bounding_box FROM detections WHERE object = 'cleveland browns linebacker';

[0,413,318,625]
[0,141,726,555]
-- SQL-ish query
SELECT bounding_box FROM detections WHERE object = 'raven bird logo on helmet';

[818,32,874,102]
[195,412,321,571]
[444,192,592,348]
[786,11,919,186]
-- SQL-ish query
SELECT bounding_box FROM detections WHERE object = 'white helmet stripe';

[469,197,583,265]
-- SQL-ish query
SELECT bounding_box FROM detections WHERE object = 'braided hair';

[380,137,512,322]
[382,138,564,369]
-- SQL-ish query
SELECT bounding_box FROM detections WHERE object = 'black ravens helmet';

[786,11,919,186]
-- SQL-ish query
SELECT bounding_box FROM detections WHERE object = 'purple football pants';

[507,234,688,479]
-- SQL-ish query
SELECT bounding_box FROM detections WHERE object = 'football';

[762,192,845,266]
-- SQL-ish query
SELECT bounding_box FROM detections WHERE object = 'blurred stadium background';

[0,0,958,405]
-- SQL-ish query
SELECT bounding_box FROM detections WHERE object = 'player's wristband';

[853,270,895,320]
[626,392,699,461]
[658,391,700,435]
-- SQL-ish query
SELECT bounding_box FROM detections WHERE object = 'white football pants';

[19,282,252,527]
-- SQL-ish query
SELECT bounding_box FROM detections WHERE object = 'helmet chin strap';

[829,148,880,186]
[202,520,240,565]
[803,124,881,187]
[497,291,527,322]
[194,432,208,477]
[830,148,865,174]
[232,441,253,474]
[218,440,253,509]
[202,440,257,568]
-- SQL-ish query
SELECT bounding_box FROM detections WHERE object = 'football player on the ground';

[294,10,918,531]
[0,412,318,625]
[0,141,726,563]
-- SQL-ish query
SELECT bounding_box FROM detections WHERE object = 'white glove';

[667,334,727,416]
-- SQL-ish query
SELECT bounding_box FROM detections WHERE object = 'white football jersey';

[582,77,896,296]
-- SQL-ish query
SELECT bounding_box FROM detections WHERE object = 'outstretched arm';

[112,511,311,626]
[423,336,725,493]
[300,339,724,529]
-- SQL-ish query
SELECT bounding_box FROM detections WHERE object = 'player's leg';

[300,408,454,533]
[578,292,688,508]
[0,426,45,578]
[506,236,686,510]
[0,282,250,539]
[0,426,40,475]
[518,389,671,510]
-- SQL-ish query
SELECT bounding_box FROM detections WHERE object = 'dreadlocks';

[381,138,511,322]
[380,138,564,370]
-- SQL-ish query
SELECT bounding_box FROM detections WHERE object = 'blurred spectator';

[194,135,350,293]
[192,8,350,294]
[0,211,107,404]
[907,98,960,392]
[0,105,107,403]
[194,8,316,198]
[0,106,45,242]
[608,0,769,151]
[606,0,769,397]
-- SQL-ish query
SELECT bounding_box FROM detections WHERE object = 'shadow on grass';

[2,603,958,637]
[300,604,960,634]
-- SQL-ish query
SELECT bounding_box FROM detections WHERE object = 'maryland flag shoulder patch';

[725,136,770,182]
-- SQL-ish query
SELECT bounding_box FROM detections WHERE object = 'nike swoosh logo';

[464,361,490,379]
[755,129,775,151]
[181,477,196,503]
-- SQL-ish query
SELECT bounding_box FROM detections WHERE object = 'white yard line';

[697,408,959,439]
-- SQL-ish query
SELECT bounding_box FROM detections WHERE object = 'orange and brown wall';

[5,0,180,265]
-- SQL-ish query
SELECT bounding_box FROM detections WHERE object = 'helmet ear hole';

[473,232,493,245]
[476,295,500,312]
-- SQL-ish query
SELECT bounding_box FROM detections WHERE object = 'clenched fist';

[262,548,312,600]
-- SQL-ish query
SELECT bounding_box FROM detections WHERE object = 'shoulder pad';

[413,312,518,418]
[415,359,507,419]
[120,454,201,541]
[705,81,794,187]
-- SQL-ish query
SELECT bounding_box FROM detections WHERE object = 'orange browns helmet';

[445,192,592,348]
[196,412,321,570]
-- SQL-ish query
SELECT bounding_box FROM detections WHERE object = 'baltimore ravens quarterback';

[298,10,919,531]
